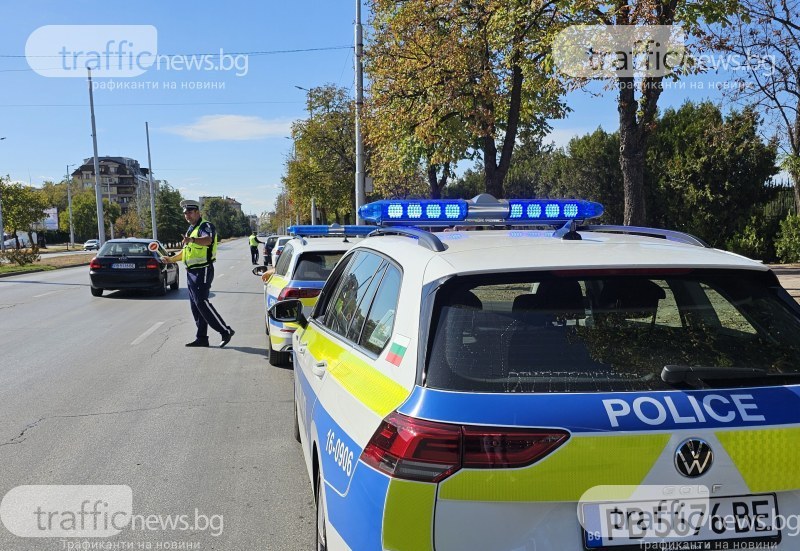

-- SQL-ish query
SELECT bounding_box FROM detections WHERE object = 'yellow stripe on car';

[303,325,408,418]
[717,426,800,493]
[438,433,670,502]
[383,480,435,551]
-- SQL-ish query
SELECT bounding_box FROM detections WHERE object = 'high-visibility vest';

[249,235,259,247]
[183,220,217,269]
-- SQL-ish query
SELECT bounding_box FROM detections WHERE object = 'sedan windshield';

[425,269,800,393]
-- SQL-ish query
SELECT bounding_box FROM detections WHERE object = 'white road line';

[217,274,224,278]
[32,290,63,298]
[131,321,165,346]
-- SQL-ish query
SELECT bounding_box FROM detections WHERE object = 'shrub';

[0,245,41,266]
[776,215,800,263]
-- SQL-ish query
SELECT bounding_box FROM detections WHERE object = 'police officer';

[164,200,235,348]
[248,231,263,265]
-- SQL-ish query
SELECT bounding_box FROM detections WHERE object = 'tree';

[284,85,359,223]
[0,181,49,247]
[646,101,778,247]
[154,183,186,244]
[580,0,738,225]
[68,189,121,241]
[114,206,145,238]
[202,198,248,239]
[367,0,567,198]
[710,0,800,212]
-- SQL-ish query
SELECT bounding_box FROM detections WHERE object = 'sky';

[0,1,748,217]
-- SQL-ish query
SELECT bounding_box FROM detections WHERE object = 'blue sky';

[0,1,741,216]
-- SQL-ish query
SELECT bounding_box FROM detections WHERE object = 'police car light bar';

[358,194,604,226]
[288,224,375,237]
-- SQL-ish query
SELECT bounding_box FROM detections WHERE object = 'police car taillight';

[278,287,321,300]
[361,412,569,482]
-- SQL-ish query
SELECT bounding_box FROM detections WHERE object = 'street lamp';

[66,164,76,248]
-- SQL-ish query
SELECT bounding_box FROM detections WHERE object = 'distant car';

[89,238,179,297]
[270,236,292,267]
[83,239,100,251]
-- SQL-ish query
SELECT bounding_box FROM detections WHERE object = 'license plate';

[111,263,136,269]
[583,493,780,550]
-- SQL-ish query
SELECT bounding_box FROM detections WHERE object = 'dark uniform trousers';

[186,264,230,340]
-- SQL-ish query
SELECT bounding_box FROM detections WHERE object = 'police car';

[259,225,372,366]
[269,195,800,551]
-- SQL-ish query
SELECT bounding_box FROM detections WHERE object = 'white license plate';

[111,263,136,269]
[583,493,780,549]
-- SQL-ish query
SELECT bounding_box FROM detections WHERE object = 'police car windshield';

[424,269,800,393]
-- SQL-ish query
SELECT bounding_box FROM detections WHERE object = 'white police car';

[269,195,800,551]
[259,225,371,366]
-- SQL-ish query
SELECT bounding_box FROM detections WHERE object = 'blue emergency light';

[358,195,603,226]
[288,224,375,237]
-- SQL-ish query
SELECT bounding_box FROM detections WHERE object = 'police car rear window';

[424,270,800,393]
[293,252,344,282]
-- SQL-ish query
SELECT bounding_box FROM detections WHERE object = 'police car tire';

[268,344,289,366]
[315,471,327,551]
[90,287,103,297]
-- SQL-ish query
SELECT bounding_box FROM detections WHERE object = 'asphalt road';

[0,238,315,551]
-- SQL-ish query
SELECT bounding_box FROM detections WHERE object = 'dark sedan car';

[89,238,179,297]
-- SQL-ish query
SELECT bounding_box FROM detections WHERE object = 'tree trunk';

[618,78,647,226]
[482,62,524,199]
[427,162,450,199]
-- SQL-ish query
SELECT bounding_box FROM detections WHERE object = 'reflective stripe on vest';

[183,220,217,269]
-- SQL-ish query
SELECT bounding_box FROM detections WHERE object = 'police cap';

[180,200,201,212]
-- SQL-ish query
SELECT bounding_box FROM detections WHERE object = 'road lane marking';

[217,274,224,278]
[131,321,165,346]
[32,290,64,298]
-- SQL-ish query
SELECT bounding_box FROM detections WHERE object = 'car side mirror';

[268,299,307,328]
[252,265,270,276]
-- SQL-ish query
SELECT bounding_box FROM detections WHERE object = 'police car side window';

[359,265,401,355]
[275,245,294,277]
[345,263,388,343]
[322,252,384,338]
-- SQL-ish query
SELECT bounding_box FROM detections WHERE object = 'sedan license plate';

[582,493,780,550]
[111,263,136,269]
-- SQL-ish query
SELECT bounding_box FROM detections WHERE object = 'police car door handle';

[312,360,327,378]
[297,343,307,355]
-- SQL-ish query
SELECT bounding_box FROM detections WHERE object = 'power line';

[0,100,304,107]
[0,45,351,59]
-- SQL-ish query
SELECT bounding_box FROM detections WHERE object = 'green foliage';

[366,0,568,197]
[155,183,186,243]
[0,180,50,240]
[66,189,121,241]
[776,215,800,263]
[0,245,41,266]
[284,85,358,223]
[647,102,778,248]
[201,198,249,240]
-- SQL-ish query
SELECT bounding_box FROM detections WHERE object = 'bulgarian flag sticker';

[386,335,411,367]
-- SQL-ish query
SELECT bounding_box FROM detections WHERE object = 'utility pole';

[66,164,75,248]
[88,68,106,245]
[354,0,366,224]
[311,197,317,225]
[0,136,6,253]
[145,122,158,241]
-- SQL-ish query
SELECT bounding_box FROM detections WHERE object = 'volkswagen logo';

[675,438,713,477]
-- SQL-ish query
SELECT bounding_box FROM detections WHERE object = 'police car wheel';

[315,470,327,551]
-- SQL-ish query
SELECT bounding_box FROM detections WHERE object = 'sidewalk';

[771,264,800,303]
